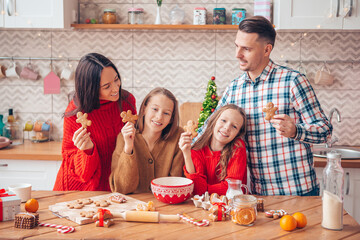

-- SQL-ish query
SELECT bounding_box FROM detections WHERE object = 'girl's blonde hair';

[192,104,247,181]
[135,87,179,141]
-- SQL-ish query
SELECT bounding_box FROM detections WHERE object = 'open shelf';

[71,24,238,30]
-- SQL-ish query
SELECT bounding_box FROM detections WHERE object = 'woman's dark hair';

[135,87,179,141]
[238,15,276,47]
[192,104,247,181]
[65,53,132,116]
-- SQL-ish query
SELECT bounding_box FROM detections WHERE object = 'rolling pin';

[113,211,180,223]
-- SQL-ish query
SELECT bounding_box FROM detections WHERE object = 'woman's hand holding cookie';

[121,122,135,154]
[270,114,297,138]
[73,127,94,151]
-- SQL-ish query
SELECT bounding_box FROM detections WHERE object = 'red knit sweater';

[53,95,136,191]
[184,139,247,196]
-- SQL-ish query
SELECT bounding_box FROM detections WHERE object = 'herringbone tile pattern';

[0,1,359,145]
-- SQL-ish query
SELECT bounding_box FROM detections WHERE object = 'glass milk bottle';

[226,178,249,200]
[321,151,344,230]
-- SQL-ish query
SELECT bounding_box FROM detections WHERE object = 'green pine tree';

[197,76,218,129]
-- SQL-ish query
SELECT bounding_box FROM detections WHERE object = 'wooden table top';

[0,191,359,239]
[1,141,360,168]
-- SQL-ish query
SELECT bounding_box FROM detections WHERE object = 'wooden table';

[0,191,359,239]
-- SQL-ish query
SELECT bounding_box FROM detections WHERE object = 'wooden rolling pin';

[113,211,180,223]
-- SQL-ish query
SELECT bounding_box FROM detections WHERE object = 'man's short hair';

[238,16,276,47]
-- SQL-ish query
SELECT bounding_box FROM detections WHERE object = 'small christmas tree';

[197,76,218,129]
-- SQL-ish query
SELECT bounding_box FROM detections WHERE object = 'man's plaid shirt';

[196,60,332,195]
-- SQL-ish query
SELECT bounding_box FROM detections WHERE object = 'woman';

[53,53,136,191]
[110,87,184,194]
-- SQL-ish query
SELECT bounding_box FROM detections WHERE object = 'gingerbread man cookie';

[80,211,96,218]
[67,202,84,209]
[109,194,127,204]
[76,112,92,128]
[262,102,278,121]
[94,200,111,207]
[183,120,198,139]
[136,201,155,211]
[77,198,93,205]
[120,110,138,124]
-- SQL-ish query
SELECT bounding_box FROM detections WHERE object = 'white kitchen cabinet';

[2,0,77,28]
[0,159,61,190]
[274,0,360,30]
[315,167,360,224]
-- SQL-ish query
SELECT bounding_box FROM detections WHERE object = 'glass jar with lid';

[128,8,144,24]
[229,195,257,226]
[102,9,117,24]
[322,151,344,230]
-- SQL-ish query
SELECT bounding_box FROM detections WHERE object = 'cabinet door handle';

[349,0,353,17]
[346,172,350,195]
[6,0,13,16]
[336,0,340,17]
[0,163,8,167]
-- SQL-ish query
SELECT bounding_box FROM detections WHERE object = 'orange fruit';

[25,198,39,213]
[280,215,297,231]
[292,212,307,228]
[234,208,256,225]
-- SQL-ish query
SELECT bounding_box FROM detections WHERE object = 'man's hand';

[270,114,297,138]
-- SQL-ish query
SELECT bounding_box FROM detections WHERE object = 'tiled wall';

[0,0,359,146]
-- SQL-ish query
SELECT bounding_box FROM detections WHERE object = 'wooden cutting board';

[48,192,145,225]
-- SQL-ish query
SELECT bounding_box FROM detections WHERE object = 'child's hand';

[73,127,93,151]
[121,122,136,154]
[179,132,192,153]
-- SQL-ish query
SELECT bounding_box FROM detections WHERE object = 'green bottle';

[0,114,4,136]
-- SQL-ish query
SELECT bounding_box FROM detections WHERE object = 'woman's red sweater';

[53,95,136,191]
[184,139,247,196]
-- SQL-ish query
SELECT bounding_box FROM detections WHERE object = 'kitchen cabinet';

[315,167,360,224]
[1,0,77,29]
[274,0,360,30]
[0,159,61,190]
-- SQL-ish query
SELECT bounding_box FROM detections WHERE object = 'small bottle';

[0,114,5,136]
[322,151,344,230]
[102,9,117,24]
[3,109,23,145]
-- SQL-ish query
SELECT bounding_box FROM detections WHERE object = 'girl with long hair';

[179,104,247,195]
[110,87,184,194]
[54,53,136,191]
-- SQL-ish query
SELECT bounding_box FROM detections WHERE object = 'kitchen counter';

[0,141,360,167]
[0,191,359,239]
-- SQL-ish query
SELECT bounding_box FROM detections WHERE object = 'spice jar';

[229,195,257,226]
[102,9,117,24]
[232,8,246,25]
[213,8,226,25]
[128,8,144,24]
[193,7,206,25]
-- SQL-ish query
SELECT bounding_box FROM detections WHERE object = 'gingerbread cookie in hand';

[262,102,278,121]
[183,120,198,139]
[120,110,138,124]
[76,112,92,128]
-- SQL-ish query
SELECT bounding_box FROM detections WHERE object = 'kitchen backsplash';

[0,0,359,146]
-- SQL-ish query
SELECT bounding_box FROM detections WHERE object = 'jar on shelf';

[3,121,23,145]
[102,9,117,24]
[169,5,185,25]
[213,8,226,25]
[193,7,206,25]
[229,195,257,226]
[232,8,246,25]
[128,8,144,24]
[322,151,344,230]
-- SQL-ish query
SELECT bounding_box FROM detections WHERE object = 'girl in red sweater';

[179,104,247,195]
[53,53,136,191]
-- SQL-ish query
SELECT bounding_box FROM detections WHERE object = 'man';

[196,16,332,196]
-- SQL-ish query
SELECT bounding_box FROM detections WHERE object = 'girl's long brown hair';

[135,87,179,141]
[192,104,247,181]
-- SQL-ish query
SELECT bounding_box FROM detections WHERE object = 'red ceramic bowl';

[151,177,194,204]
